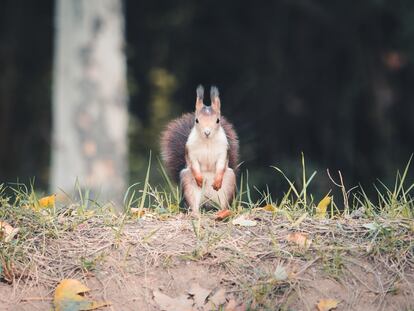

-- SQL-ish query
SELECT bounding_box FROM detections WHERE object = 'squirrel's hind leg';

[180,168,202,215]
[208,168,236,210]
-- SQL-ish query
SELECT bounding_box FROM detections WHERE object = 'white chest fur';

[186,127,228,173]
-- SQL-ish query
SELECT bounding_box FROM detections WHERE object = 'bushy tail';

[160,113,239,183]
[160,113,194,183]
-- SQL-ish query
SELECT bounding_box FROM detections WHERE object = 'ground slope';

[0,210,413,311]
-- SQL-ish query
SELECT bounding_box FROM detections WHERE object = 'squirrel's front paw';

[195,175,203,188]
[212,178,222,191]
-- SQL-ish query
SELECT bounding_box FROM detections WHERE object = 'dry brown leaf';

[0,221,19,242]
[188,283,210,308]
[214,209,232,221]
[153,290,193,311]
[225,299,237,311]
[316,298,339,311]
[224,299,246,311]
[286,232,312,249]
[208,288,226,307]
[154,284,226,311]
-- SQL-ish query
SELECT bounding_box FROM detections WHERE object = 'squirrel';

[160,85,239,215]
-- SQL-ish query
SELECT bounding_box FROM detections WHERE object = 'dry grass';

[1,201,413,310]
[0,156,413,310]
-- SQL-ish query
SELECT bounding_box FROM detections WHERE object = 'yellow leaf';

[54,279,110,311]
[263,204,276,212]
[0,221,19,242]
[286,232,312,249]
[130,208,146,218]
[38,194,56,208]
[54,279,90,298]
[316,298,339,311]
[316,195,331,218]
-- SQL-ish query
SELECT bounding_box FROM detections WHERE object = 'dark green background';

[1,0,413,200]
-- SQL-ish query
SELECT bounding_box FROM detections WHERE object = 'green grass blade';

[139,151,152,211]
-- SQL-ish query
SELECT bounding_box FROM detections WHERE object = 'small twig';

[20,297,53,302]
[327,169,358,213]
[293,256,321,277]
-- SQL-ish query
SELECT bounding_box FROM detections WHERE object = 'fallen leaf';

[153,290,193,311]
[316,195,331,218]
[316,298,339,311]
[0,221,19,242]
[286,232,312,249]
[54,279,110,311]
[38,194,56,208]
[263,204,276,212]
[208,288,227,308]
[188,283,210,308]
[214,209,232,221]
[225,299,238,311]
[225,299,246,311]
[273,264,288,282]
[224,299,247,311]
[130,208,146,218]
[362,222,379,231]
[0,221,13,236]
[153,285,228,311]
[232,214,257,227]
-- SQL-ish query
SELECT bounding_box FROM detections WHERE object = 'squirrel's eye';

[195,118,199,123]
[216,118,220,124]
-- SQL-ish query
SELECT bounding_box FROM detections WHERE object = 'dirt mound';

[0,211,413,310]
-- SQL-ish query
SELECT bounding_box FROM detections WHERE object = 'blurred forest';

[0,0,413,198]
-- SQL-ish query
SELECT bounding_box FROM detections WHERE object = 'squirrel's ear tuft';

[210,86,221,112]
[196,85,204,111]
[210,86,219,99]
[196,85,204,100]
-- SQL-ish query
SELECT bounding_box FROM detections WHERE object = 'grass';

[0,156,413,309]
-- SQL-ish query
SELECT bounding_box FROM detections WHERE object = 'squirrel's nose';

[204,129,211,137]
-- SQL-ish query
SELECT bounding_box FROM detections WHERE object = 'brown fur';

[160,112,239,183]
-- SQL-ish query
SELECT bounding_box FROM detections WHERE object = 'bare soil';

[0,212,413,311]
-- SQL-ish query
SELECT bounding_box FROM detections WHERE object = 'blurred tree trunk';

[51,0,128,206]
